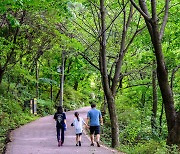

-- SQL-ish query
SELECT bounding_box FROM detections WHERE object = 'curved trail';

[6,107,120,154]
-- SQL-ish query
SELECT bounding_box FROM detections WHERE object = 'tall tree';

[67,0,146,147]
[130,0,180,145]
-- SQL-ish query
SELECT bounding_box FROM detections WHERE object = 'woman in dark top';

[54,106,67,147]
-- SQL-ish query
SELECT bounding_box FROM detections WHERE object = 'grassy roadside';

[0,96,39,153]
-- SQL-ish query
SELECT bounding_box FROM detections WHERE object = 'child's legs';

[79,134,82,141]
[76,135,79,143]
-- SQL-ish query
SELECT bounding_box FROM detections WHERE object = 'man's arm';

[100,117,103,125]
[99,111,103,125]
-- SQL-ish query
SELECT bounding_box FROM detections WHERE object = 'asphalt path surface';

[6,107,120,154]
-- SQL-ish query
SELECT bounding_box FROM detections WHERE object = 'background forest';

[0,0,179,153]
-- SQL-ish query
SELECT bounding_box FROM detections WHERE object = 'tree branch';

[82,1,129,53]
[130,0,151,21]
[89,2,99,33]
[78,52,100,70]
[151,0,157,21]
[160,0,169,40]
[170,65,180,90]
[72,19,96,38]
[123,83,151,89]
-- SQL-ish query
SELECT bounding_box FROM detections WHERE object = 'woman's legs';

[56,127,60,142]
[60,127,65,145]
[56,127,61,147]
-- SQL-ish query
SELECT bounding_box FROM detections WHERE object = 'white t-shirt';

[72,117,85,134]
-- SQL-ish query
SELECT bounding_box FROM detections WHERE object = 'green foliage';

[0,0,179,153]
[0,96,37,153]
[37,99,55,116]
[63,85,89,110]
[118,140,179,154]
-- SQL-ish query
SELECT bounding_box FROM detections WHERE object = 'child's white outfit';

[72,117,86,134]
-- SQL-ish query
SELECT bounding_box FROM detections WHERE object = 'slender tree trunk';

[99,0,119,147]
[101,94,107,122]
[73,80,78,90]
[170,65,180,92]
[151,60,158,132]
[36,61,39,99]
[159,102,164,135]
[151,23,177,140]
[0,67,4,85]
[50,76,53,101]
[130,0,179,144]
[48,60,53,101]
[60,51,65,106]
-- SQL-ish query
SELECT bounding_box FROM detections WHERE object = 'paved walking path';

[6,107,120,154]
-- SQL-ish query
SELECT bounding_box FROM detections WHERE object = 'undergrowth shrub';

[37,99,55,116]
[118,140,179,154]
[0,96,37,153]
[63,85,89,110]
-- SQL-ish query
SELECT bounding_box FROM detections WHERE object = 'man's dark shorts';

[90,126,100,135]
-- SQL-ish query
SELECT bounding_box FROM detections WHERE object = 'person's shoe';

[90,143,94,146]
[60,141,63,146]
[58,141,61,147]
[76,143,78,146]
[97,142,100,147]
[79,141,81,146]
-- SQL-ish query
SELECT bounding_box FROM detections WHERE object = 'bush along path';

[5,107,121,154]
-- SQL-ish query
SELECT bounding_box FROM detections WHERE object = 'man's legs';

[96,134,100,147]
[90,134,94,145]
[96,134,100,142]
[95,126,101,147]
[90,126,95,146]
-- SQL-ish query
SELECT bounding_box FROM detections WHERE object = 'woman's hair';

[74,112,80,121]
[57,106,63,113]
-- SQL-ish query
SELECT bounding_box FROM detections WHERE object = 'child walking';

[71,112,88,146]
[54,106,67,147]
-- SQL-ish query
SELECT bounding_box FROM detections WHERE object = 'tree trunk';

[36,61,39,99]
[0,67,5,85]
[73,80,78,90]
[101,94,107,122]
[151,60,158,132]
[167,112,180,146]
[106,96,119,148]
[159,102,164,136]
[99,0,119,147]
[151,23,177,145]
[59,51,65,106]
[130,0,179,145]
